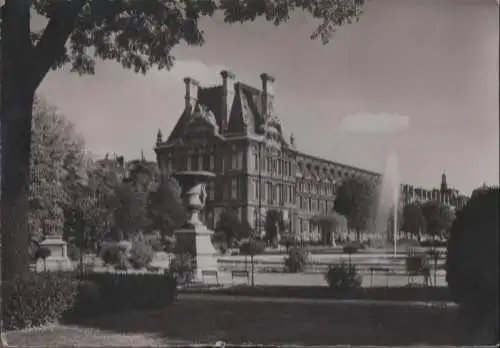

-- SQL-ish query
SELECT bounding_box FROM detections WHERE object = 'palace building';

[154,71,467,242]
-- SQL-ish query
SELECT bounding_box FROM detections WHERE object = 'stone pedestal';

[173,171,219,283]
[175,225,219,280]
[38,235,73,271]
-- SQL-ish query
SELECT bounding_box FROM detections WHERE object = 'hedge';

[2,271,178,330]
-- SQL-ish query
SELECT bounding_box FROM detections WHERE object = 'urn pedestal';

[173,171,218,281]
[38,235,72,271]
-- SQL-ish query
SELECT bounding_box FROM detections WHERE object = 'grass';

[5,296,483,346]
[183,285,454,302]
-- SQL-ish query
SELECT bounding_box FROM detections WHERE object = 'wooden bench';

[201,270,220,285]
[406,256,432,287]
[369,267,395,287]
[231,270,250,285]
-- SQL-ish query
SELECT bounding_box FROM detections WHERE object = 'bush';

[342,243,359,254]
[446,187,498,316]
[129,241,154,269]
[325,263,362,291]
[35,246,52,260]
[100,243,122,266]
[239,239,266,255]
[70,273,177,318]
[168,253,196,284]
[2,272,79,330]
[148,238,164,252]
[67,244,81,262]
[284,247,309,273]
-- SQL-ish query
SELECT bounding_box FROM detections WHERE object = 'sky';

[37,0,499,195]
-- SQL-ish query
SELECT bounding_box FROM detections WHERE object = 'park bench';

[231,270,250,285]
[201,270,220,286]
[368,266,396,287]
[406,255,432,287]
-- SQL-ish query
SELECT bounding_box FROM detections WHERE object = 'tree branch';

[30,0,88,91]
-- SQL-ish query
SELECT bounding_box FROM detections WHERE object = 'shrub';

[342,243,359,254]
[239,239,266,255]
[284,247,309,273]
[70,273,177,318]
[129,241,154,269]
[168,253,196,284]
[325,263,362,291]
[148,238,164,252]
[100,243,122,266]
[2,272,78,330]
[446,187,498,326]
[115,252,131,270]
[35,246,52,260]
[67,243,81,262]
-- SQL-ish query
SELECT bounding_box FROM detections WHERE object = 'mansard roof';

[166,81,271,145]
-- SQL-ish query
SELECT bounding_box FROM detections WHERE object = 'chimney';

[260,72,275,118]
[184,77,199,111]
[221,70,236,131]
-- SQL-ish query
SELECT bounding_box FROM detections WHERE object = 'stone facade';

[155,70,467,242]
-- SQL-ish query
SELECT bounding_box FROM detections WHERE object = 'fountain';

[173,170,218,280]
[373,151,401,257]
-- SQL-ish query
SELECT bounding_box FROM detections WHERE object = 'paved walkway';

[178,293,458,309]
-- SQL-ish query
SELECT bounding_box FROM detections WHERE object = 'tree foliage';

[147,175,185,237]
[27,97,90,254]
[420,200,454,239]
[334,177,378,236]
[446,186,498,344]
[264,209,286,244]
[215,209,250,247]
[401,202,426,238]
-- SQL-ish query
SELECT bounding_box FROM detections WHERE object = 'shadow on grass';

[65,297,472,346]
[182,285,454,302]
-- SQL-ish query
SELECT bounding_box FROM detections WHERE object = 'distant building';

[400,172,469,211]
[154,71,468,242]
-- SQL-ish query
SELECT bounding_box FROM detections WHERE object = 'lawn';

[6,296,475,346]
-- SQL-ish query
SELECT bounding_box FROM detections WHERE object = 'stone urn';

[173,171,218,281]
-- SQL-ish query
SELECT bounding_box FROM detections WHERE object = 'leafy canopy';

[334,176,378,232]
[1,0,364,90]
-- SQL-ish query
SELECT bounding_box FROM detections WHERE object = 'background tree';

[401,202,426,239]
[446,186,498,344]
[420,200,455,239]
[313,211,347,245]
[111,180,149,240]
[215,210,250,247]
[65,158,123,247]
[1,0,365,280]
[264,209,286,246]
[147,175,185,238]
[334,177,378,240]
[28,97,89,256]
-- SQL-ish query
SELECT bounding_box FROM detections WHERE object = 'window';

[254,152,259,171]
[238,152,243,170]
[208,182,215,201]
[254,180,259,201]
[231,179,238,199]
[198,155,203,171]
[209,155,214,170]
[167,160,173,173]
[187,157,192,170]
[308,198,312,211]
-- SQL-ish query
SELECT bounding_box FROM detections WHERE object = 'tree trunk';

[1,93,35,281]
[1,0,36,282]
